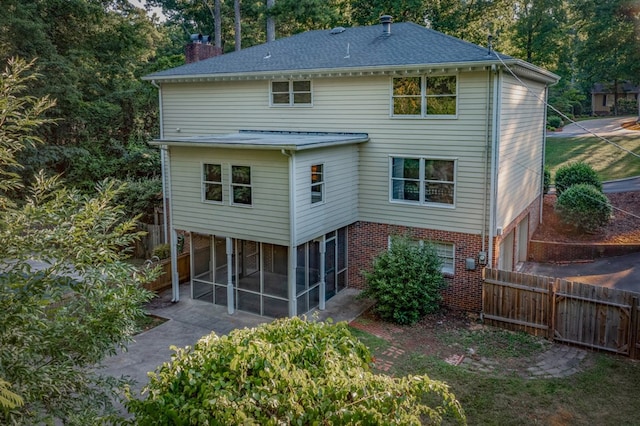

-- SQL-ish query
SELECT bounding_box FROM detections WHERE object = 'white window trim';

[201,162,223,204]
[229,164,253,208]
[389,74,458,119]
[388,155,457,208]
[387,236,455,276]
[269,80,313,107]
[310,163,325,206]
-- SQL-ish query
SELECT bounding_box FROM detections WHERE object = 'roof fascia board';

[148,137,369,151]
[143,61,506,83]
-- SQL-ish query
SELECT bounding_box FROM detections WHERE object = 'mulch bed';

[532,192,640,244]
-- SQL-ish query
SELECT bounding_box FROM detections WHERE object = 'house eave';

[142,61,504,84]
[149,130,369,151]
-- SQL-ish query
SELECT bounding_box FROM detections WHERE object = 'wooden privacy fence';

[482,268,640,359]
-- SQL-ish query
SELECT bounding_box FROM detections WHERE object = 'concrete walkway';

[99,283,373,395]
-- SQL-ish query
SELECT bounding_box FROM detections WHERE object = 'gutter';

[488,65,501,267]
[142,59,559,85]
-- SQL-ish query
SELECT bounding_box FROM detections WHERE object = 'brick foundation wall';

[348,222,485,312]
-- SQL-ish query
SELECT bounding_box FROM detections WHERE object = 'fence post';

[548,278,556,340]
[631,297,638,359]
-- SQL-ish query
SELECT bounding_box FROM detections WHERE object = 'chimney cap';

[380,15,393,23]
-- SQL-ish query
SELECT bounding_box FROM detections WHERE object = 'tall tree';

[235,0,242,50]
[266,0,276,41]
[572,0,640,115]
[0,57,156,425]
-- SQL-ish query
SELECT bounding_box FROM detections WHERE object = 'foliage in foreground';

[361,236,447,325]
[554,161,602,196]
[0,176,157,424]
[555,183,612,233]
[127,317,465,425]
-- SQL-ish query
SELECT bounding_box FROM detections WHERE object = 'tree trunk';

[235,0,241,51]
[266,0,275,42]
[214,0,222,49]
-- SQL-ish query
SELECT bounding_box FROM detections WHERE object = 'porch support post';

[226,237,234,314]
[288,246,297,317]
[170,228,180,302]
[319,237,326,310]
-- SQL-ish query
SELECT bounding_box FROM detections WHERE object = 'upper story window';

[392,75,457,117]
[203,163,222,203]
[231,165,252,206]
[271,80,312,106]
[311,164,324,204]
[390,157,456,207]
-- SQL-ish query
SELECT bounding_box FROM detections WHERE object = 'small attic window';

[330,27,346,35]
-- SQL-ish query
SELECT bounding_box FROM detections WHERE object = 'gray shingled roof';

[145,22,515,80]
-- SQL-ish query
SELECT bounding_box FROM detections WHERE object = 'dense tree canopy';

[0,57,156,425]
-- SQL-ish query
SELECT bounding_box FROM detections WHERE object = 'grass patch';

[546,134,640,181]
[352,323,640,425]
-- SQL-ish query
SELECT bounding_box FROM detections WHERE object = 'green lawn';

[545,134,640,181]
[351,327,640,425]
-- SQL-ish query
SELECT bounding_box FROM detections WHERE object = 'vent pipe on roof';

[381,15,392,35]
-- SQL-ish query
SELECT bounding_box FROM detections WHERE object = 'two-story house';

[144,17,559,318]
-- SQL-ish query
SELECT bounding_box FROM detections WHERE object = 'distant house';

[591,81,639,115]
[143,17,559,318]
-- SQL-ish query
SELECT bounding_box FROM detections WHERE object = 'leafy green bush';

[546,115,563,130]
[555,184,612,233]
[543,167,551,194]
[151,243,170,260]
[360,236,447,325]
[126,317,465,425]
[554,161,602,196]
[616,98,638,115]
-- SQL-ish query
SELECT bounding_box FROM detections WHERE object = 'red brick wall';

[348,222,485,312]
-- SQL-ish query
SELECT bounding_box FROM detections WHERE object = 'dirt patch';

[351,308,551,376]
[532,192,640,244]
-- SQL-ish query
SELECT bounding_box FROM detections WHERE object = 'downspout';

[540,85,550,224]
[151,80,169,244]
[481,67,491,257]
[488,65,501,267]
[152,81,180,302]
[281,149,297,316]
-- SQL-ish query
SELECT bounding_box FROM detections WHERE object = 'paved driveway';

[547,116,638,138]
[523,251,640,294]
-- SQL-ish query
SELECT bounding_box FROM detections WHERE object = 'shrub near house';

[126,317,465,425]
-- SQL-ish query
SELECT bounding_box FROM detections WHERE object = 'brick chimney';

[185,34,222,64]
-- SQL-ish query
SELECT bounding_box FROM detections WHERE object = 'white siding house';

[145,19,559,316]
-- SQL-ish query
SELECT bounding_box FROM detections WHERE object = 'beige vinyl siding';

[294,145,359,244]
[161,70,492,234]
[496,74,546,228]
[169,147,290,245]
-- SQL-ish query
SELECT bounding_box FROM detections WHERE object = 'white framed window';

[311,164,324,204]
[202,163,223,203]
[230,165,252,206]
[433,242,455,275]
[270,80,312,106]
[391,75,457,117]
[390,156,456,207]
[387,237,455,275]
